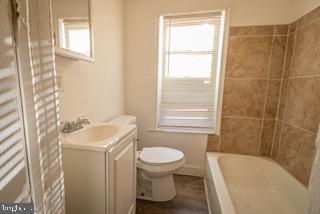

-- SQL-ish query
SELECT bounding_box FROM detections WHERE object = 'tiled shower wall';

[271,8,320,186]
[208,7,320,186]
[207,25,288,155]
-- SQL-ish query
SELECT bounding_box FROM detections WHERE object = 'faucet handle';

[62,121,74,133]
[83,118,90,124]
[80,118,90,124]
[78,114,87,119]
[77,116,90,124]
[64,121,73,127]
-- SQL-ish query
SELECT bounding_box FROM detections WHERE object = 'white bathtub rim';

[206,152,308,214]
[203,178,212,214]
[207,152,237,214]
[216,152,307,191]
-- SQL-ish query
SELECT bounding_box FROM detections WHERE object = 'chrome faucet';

[62,117,90,133]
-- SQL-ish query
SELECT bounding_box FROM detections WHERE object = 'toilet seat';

[139,147,184,166]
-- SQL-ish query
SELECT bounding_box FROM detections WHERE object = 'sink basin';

[61,121,137,152]
[66,124,120,144]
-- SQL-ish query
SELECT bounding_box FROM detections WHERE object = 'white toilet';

[110,115,186,202]
[137,147,185,202]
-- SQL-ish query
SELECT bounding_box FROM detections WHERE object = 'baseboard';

[175,164,204,177]
[203,178,212,214]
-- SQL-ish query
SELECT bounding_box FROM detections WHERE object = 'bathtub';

[204,152,307,214]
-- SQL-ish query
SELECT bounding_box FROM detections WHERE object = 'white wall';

[292,0,320,20]
[231,0,293,25]
[124,0,293,176]
[57,0,125,122]
[53,0,88,18]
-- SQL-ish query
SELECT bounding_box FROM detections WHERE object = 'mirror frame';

[51,0,95,62]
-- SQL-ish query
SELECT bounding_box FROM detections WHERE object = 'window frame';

[155,8,231,135]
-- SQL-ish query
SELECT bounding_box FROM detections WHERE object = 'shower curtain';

[306,125,320,214]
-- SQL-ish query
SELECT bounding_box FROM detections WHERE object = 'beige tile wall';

[208,7,320,186]
[208,24,288,156]
[271,7,320,186]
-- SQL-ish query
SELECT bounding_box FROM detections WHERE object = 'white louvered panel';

[158,11,225,132]
[0,148,24,180]
[0,139,23,166]
[23,0,65,213]
[0,0,30,203]
[0,69,17,79]
[0,111,19,128]
[0,99,19,117]
[0,124,21,143]
[0,131,21,155]
[0,161,25,191]
[14,0,46,209]
[0,89,19,105]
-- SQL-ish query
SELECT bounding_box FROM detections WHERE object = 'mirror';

[52,0,94,62]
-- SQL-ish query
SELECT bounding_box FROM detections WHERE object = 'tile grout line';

[229,34,287,38]
[271,26,291,158]
[217,133,222,152]
[297,13,320,31]
[276,120,284,160]
[288,22,299,35]
[225,77,276,80]
[222,116,262,120]
[288,75,320,79]
[278,119,318,135]
[258,27,276,156]
[288,31,296,36]
[276,23,300,159]
[276,120,315,186]
[270,119,278,157]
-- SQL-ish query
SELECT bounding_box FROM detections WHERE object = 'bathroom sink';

[61,121,136,152]
[66,124,120,144]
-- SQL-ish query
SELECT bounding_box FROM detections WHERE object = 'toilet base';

[137,169,177,202]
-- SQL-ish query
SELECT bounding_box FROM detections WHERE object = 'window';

[157,11,226,133]
[59,18,90,56]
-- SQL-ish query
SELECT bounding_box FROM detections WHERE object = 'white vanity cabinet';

[106,132,136,214]
[61,125,137,214]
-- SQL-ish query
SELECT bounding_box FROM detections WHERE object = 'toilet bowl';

[136,147,185,202]
[109,116,185,202]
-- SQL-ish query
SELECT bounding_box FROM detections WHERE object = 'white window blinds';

[157,12,225,132]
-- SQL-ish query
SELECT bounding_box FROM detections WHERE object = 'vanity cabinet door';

[107,131,137,214]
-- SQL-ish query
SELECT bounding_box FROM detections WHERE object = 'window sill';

[148,128,214,135]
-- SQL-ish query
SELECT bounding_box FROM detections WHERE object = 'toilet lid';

[139,147,184,165]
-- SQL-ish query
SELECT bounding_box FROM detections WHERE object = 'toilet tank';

[110,115,137,125]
